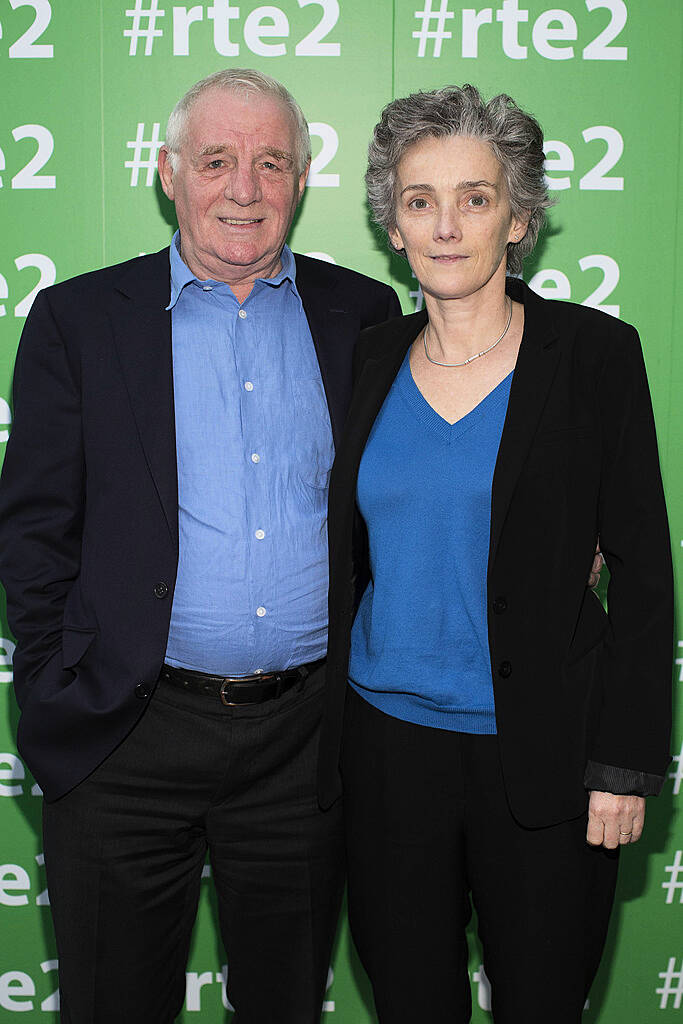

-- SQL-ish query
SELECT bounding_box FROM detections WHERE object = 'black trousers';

[341,686,619,1024]
[42,664,344,1024]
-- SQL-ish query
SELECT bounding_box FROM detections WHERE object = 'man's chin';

[213,246,282,276]
[187,245,284,292]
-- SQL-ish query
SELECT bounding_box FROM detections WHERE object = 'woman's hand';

[586,791,645,848]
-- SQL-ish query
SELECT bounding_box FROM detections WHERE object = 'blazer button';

[492,596,508,614]
[153,582,169,599]
[498,660,512,678]
[135,682,150,699]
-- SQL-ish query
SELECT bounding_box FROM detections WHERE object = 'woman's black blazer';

[318,277,673,827]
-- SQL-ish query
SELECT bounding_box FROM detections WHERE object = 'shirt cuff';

[584,760,665,797]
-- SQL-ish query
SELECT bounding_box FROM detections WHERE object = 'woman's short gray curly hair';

[366,84,552,275]
[165,68,311,175]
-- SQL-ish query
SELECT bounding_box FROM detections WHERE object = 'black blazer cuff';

[584,760,665,797]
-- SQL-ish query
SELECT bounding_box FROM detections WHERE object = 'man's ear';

[158,148,175,201]
[297,160,311,203]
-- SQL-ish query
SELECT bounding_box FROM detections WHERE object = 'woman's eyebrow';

[400,179,499,196]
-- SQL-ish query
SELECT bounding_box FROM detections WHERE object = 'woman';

[318,86,673,1023]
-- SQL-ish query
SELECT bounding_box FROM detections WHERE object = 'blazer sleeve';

[589,322,673,782]
[0,288,85,709]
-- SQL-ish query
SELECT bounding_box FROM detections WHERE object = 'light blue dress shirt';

[165,233,334,674]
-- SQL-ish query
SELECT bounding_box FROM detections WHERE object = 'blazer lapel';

[489,279,561,566]
[296,254,372,447]
[298,287,353,446]
[110,249,178,547]
[336,311,427,511]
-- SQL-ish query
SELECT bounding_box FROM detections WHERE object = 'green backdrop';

[1,0,681,1018]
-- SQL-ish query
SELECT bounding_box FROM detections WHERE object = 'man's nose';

[225,164,262,205]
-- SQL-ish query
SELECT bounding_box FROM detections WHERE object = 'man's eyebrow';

[197,144,232,158]
[259,147,295,165]
[195,144,294,165]
[400,179,499,196]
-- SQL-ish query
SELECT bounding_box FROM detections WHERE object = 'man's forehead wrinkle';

[189,117,294,143]
[193,140,295,163]
[184,94,298,162]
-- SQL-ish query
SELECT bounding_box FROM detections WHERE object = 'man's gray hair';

[366,84,552,275]
[165,68,311,175]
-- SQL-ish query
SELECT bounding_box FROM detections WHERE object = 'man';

[0,69,400,1023]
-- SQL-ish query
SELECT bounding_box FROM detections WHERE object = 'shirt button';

[492,596,508,614]
[238,309,247,319]
[153,582,169,599]
[255,529,265,540]
[135,682,150,699]
[244,381,254,392]
[498,660,512,679]
[251,453,260,464]
[202,285,212,292]
[256,606,267,617]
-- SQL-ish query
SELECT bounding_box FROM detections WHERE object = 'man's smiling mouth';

[218,217,263,225]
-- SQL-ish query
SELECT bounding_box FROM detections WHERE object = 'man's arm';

[0,287,84,708]
[383,286,402,323]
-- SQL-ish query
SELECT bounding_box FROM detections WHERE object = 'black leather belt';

[160,659,325,706]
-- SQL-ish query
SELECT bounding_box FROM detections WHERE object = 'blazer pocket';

[524,425,597,480]
[536,425,596,445]
[61,627,97,669]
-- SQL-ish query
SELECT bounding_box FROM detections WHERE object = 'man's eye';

[207,160,223,169]
[409,198,429,210]
[467,195,486,207]
[262,161,280,171]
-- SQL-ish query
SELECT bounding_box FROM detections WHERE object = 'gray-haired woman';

[319,85,672,1023]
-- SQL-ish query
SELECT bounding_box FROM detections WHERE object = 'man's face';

[158,88,308,299]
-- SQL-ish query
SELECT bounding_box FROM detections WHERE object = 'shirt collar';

[166,231,195,310]
[166,230,299,310]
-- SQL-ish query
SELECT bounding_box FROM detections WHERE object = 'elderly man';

[0,69,400,1023]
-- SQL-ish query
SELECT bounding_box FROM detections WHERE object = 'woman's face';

[388,134,528,304]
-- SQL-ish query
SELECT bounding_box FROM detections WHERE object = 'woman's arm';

[586,322,673,845]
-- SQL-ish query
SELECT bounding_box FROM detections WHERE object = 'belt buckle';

[219,680,239,707]
[219,672,273,707]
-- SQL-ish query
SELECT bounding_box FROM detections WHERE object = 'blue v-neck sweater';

[348,352,513,733]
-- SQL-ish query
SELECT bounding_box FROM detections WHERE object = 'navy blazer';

[318,277,673,827]
[0,247,400,801]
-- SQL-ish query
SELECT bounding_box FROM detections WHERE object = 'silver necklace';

[423,297,513,367]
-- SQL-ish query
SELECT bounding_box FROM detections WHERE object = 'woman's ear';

[389,226,405,251]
